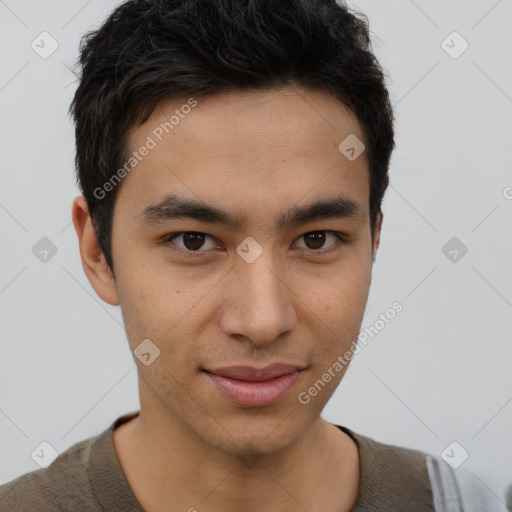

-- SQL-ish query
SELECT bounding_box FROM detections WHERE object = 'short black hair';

[69,0,395,277]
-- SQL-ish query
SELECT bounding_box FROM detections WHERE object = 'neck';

[114,397,359,512]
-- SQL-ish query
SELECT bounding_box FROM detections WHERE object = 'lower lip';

[205,371,302,407]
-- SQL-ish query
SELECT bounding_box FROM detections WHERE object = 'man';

[0,0,507,510]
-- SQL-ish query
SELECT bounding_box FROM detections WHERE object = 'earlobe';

[72,195,120,306]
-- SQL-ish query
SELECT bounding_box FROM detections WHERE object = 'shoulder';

[338,425,509,512]
[426,454,510,512]
[343,426,431,477]
[336,426,435,510]
[0,435,99,511]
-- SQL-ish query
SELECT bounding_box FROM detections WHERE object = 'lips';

[206,363,304,381]
[203,363,305,407]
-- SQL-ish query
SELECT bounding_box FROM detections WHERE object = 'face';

[105,85,381,455]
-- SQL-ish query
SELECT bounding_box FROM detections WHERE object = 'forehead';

[117,85,370,225]
[131,85,365,156]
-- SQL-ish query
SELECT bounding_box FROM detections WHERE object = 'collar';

[90,411,433,511]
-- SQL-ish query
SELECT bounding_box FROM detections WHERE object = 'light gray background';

[1,0,511,506]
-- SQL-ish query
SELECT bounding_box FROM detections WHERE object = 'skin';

[72,84,382,512]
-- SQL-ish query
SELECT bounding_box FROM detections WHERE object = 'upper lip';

[204,363,305,382]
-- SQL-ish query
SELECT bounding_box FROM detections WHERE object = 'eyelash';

[162,231,346,257]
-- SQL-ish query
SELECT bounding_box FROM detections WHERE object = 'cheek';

[306,278,369,342]
[303,252,372,313]
[297,259,372,356]
[116,263,211,365]
[115,265,175,348]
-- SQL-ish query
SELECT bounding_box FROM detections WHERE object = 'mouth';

[202,363,306,407]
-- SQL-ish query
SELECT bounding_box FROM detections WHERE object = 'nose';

[218,251,297,347]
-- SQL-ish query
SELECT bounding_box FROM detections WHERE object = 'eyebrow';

[136,194,364,230]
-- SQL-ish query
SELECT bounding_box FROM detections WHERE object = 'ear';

[371,211,383,263]
[72,195,120,306]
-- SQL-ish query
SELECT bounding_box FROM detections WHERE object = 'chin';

[195,408,313,458]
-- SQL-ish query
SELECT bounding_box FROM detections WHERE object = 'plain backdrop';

[1,0,511,506]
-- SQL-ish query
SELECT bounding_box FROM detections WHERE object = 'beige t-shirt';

[0,410,436,511]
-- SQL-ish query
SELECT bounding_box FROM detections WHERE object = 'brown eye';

[166,232,219,253]
[294,231,343,252]
[303,232,326,249]
[181,232,205,251]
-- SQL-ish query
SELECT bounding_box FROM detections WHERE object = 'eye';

[293,231,345,252]
[164,231,220,254]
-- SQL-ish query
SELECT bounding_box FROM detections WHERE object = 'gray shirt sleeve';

[426,455,509,512]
